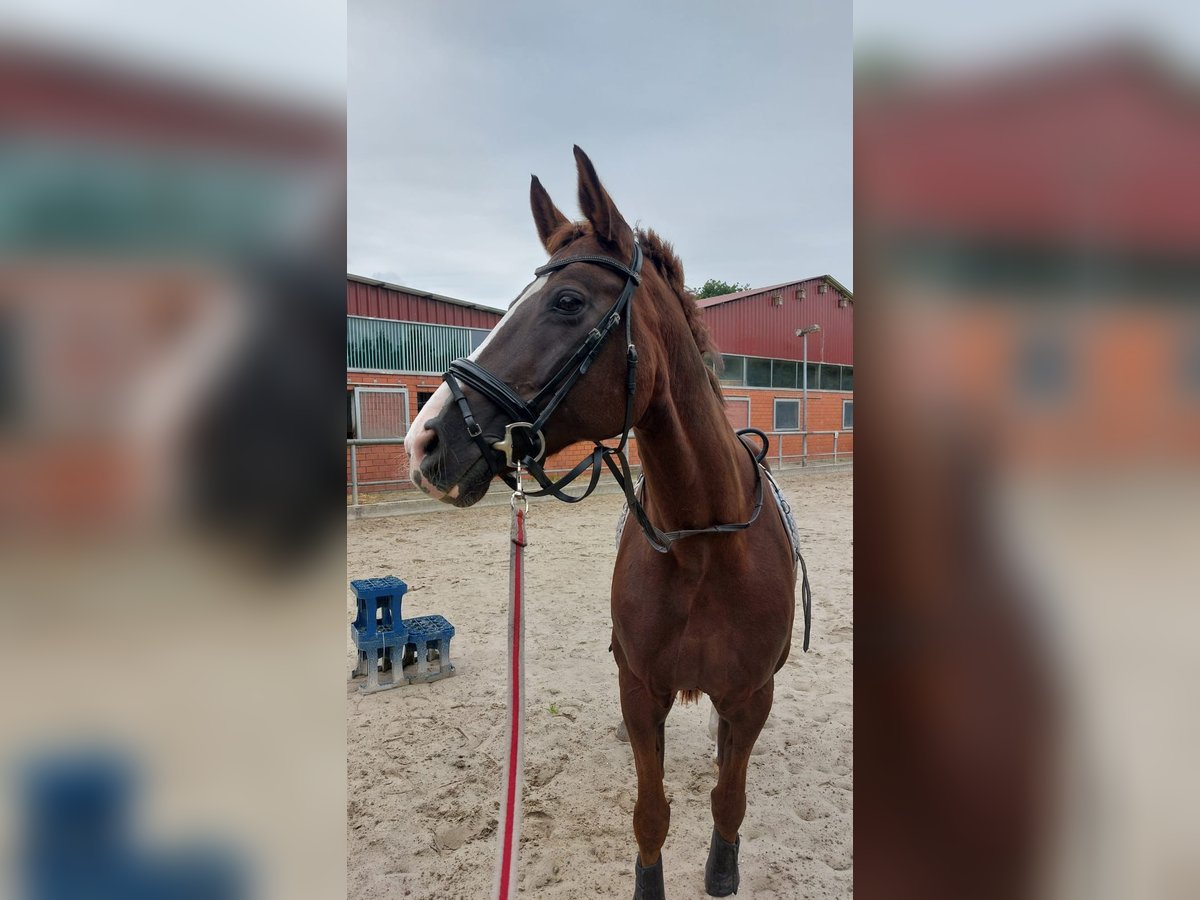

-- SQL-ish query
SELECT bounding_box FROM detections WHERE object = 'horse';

[404,146,804,898]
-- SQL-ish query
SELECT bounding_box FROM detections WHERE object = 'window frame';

[774,398,801,432]
[696,352,854,392]
[745,356,773,388]
[351,386,410,440]
[842,399,854,430]
[772,359,798,389]
[718,354,745,386]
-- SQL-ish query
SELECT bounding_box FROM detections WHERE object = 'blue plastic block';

[350,576,408,601]
[350,576,407,638]
[350,624,408,651]
[404,615,454,643]
[401,615,456,682]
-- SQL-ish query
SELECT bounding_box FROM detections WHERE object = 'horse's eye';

[553,293,584,314]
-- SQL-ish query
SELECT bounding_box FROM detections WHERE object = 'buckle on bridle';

[493,421,546,469]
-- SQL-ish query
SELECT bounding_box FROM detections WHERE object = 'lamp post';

[795,324,821,465]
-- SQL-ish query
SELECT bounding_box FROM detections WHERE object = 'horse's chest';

[613,573,791,690]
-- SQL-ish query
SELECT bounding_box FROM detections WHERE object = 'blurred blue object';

[19,749,248,900]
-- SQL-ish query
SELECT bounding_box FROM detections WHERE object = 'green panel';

[347,318,473,373]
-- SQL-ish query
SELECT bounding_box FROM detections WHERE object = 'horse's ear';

[573,145,634,257]
[530,175,569,253]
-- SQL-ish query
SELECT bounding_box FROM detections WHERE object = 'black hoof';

[633,854,665,900]
[704,828,740,896]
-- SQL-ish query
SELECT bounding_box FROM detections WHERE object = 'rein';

[492,470,528,900]
[442,240,765,553]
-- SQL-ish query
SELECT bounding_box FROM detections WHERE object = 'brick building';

[701,275,855,467]
[347,272,853,497]
[856,47,1200,466]
[346,275,501,495]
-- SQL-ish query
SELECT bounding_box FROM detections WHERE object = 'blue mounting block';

[350,576,409,692]
[351,627,409,693]
[348,578,456,691]
[350,576,407,639]
[401,615,456,684]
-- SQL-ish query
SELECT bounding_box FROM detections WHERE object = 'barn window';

[719,354,745,386]
[842,400,854,430]
[774,399,800,431]
[746,357,773,387]
[347,316,475,374]
[1185,333,1200,396]
[1016,331,1069,404]
[772,360,798,389]
[820,364,842,391]
[417,390,436,412]
[346,389,357,439]
[469,328,490,352]
[803,363,820,390]
[841,366,854,392]
[352,387,410,439]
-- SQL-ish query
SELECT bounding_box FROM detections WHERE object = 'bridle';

[442,239,765,554]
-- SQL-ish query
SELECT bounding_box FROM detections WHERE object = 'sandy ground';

[347,469,852,899]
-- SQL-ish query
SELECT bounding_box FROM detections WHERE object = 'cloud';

[349,0,852,309]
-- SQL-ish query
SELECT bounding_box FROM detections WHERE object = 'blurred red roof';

[856,46,1200,257]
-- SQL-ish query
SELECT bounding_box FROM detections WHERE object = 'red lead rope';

[493,492,527,900]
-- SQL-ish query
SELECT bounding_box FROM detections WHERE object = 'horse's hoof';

[704,828,740,896]
[633,854,665,900]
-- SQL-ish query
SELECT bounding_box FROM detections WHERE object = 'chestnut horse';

[405,147,805,898]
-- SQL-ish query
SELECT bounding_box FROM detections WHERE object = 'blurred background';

[855,1,1198,898]
[0,3,345,899]
[4,1,1199,898]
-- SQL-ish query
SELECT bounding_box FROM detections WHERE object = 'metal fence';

[347,430,851,506]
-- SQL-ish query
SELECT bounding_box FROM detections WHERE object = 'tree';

[689,278,750,300]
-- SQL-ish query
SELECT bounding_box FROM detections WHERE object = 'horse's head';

[405,146,670,506]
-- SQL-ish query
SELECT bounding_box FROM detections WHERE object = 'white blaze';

[467,275,547,361]
[404,275,548,494]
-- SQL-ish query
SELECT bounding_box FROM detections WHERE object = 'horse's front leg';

[707,680,774,897]
[618,662,674,900]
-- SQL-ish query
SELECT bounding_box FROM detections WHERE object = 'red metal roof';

[0,43,339,160]
[346,275,504,328]
[699,276,854,365]
[856,47,1200,256]
[696,274,853,309]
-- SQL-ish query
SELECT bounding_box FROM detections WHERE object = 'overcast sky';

[855,0,1200,69]
[348,1,851,310]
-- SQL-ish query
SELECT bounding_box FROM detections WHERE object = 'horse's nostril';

[423,424,440,457]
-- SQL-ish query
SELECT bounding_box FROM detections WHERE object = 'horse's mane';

[544,221,725,402]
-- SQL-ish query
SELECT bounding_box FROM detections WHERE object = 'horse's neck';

[633,362,753,535]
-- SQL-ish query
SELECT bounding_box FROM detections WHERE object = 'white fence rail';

[347,430,851,506]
